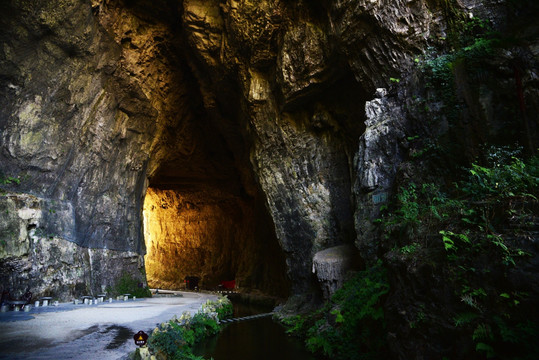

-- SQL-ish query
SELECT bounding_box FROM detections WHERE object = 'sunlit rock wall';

[143,187,289,295]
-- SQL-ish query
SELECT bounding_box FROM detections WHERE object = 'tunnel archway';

[142,181,290,297]
[139,71,291,297]
[90,0,291,298]
[136,40,290,298]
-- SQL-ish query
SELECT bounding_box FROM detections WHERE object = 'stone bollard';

[24,305,31,312]
[74,299,79,305]
[133,296,136,301]
[35,301,40,308]
[109,298,113,303]
[54,301,59,307]
[0,305,8,312]
[124,295,128,301]
[84,298,88,305]
[117,296,121,301]
[43,299,49,307]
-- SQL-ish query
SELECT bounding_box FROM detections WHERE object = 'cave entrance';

[140,106,291,296]
[142,183,289,297]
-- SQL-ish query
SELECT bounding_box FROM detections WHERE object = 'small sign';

[133,330,148,347]
[372,192,388,204]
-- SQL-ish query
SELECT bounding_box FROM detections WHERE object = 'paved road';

[0,292,217,360]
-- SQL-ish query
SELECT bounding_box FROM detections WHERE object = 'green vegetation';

[0,173,30,195]
[0,174,22,195]
[378,181,462,240]
[147,296,232,360]
[378,146,539,359]
[282,261,390,360]
[110,272,152,298]
[413,10,509,126]
[0,176,21,185]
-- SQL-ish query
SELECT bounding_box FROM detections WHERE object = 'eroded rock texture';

[143,186,288,296]
[0,0,156,298]
[1,0,538,357]
[0,194,142,301]
[312,244,358,300]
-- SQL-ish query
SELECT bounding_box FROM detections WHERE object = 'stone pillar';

[312,244,358,300]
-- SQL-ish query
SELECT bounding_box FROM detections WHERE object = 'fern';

[472,323,493,342]
[475,342,495,358]
[454,312,479,327]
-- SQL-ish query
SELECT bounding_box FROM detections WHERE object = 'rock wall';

[0,0,157,297]
[0,194,142,301]
[143,186,289,296]
[0,0,155,252]
[0,2,538,358]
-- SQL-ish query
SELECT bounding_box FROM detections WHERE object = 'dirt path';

[0,292,217,360]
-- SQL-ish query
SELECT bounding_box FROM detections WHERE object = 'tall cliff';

[1,0,538,358]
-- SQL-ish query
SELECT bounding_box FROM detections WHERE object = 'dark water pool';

[194,303,319,360]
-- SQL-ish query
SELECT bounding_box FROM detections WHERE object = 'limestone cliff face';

[1,1,538,356]
[177,0,460,295]
[0,0,157,298]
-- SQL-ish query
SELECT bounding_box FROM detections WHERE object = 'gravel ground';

[0,292,217,360]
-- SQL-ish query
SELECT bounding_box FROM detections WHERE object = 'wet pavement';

[0,292,217,360]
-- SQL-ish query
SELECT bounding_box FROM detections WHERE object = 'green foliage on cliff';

[111,272,152,298]
[0,173,25,195]
[282,261,390,360]
[0,176,21,185]
[380,146,539,359]
[416,11,506,126]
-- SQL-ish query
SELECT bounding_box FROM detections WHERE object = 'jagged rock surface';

[354,88,408,263]
[0,0,538,357]
[0,194,142,301]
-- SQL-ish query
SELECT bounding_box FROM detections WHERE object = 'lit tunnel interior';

[142,182,290,296]
[88,0,292,298]
[140,66,290,298]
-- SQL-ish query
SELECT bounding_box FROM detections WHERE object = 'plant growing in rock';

[0,176,21,185]
[112,272,152,298]
[281,261,390,360]
[379,146,538,359]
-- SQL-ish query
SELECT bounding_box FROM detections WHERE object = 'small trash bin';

[184,276,199,290]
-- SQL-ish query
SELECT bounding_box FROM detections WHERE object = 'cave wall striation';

[1,0,538,357]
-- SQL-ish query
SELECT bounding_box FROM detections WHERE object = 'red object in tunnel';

[220,280,235,289]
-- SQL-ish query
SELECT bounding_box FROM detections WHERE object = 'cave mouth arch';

[142,181,290,297]
[90,0,291,298]
[138,65,291,297]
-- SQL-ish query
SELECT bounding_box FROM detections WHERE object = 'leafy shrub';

[112,272,152,298]
[147,295,232,360]
[461,146,538,200]
[283,261,390,360]
[148,322,191,358]
[201,296,233,320]
[379,146,538,358]
[379,182,462,240]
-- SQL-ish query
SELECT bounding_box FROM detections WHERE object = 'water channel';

[194,302,320,360]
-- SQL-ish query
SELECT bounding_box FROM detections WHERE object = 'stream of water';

[194,303,319,360]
